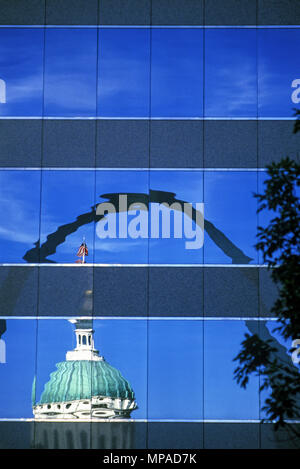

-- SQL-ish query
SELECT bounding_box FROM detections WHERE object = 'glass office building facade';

[0,0,299,449]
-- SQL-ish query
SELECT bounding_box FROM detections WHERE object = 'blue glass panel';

[95,170,149,264]
[205,29,257,118]
[0,170,261,266]
[94,319,147,419]
[0,319,37,418]
[258,29,300,118]
[204,171,258,264]
[44,28,97,117]
[0,170,40,263]
[40,170,95,263]
[0,27,299,119]
[149,171,204,264]
[35,320,78,416]
[257,171,274,265]
[148,320,203,420]
[151,28,203,117]
[98,28,150,117]
[204,320,260,420]
[0,28,44,117]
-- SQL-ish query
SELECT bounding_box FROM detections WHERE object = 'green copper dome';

[35,360,135,405]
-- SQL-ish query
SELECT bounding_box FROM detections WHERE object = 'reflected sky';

[95,170,149,264]
[98,28,150,117]
[0,319,37,418]
[1,318,295,420]
[151,28,203,117]
[204,320,259,419]
[149,171,203,264]
[205,29,257,118]
[0,27,298,117]
[258,29,300,118]
[0,28,44,116]
[0,170,261,264]
[44,28,98,117]
[0,171,40,263]
[40,170,95,263]
[204,171,258,264]
[148,320,203,420]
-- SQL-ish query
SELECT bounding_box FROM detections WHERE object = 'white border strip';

[0,167,267,171]
[0,25,299,29]
[0,116,296,120]
[0,418,299,423]
[1,316,277,321]
[0,263,269,267]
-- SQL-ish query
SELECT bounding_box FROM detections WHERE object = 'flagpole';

[76,238,88,264]
[82,236,85,264]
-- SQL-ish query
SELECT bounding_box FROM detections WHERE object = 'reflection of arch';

[23,190,252,264]
[0,79,6,103]
[0,320,6,338]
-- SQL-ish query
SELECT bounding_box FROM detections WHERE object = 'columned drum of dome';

[32,320,137,420]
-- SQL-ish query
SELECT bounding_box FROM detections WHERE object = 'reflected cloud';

[44,29,97,116]
[0,227,37,245]
[0,28,298,118]
[4,73,42,103]
[206,63,256,116]
[0,28,43,116]
[0,172,40,249]
[258,28,300,117]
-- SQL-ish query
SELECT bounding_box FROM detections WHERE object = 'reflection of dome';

[38,360,135,403]
[33,320,137,420]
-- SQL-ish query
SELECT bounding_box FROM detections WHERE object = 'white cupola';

[66,319,103,362]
